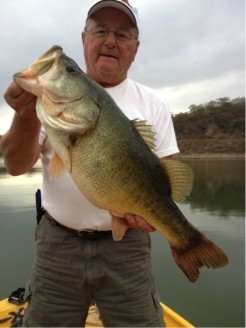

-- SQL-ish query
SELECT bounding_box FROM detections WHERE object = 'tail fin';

[171,233,229,283]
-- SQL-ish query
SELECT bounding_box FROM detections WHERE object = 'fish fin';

[131,119,156,151]
[111,215,129,241]
[161,159,194,202]
[49,153,68,180]
[171,232,229,283]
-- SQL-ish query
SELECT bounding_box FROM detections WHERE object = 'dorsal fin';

[160,159,194,203]
[131,119,156,150]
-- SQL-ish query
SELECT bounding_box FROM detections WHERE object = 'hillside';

[0,97,245,157]
[172,97,245,156]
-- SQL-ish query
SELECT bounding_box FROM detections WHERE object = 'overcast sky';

[0,0,245,134]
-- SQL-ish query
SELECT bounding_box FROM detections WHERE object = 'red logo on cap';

[121,0,132,8]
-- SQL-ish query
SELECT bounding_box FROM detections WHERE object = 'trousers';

[22,213,165,327]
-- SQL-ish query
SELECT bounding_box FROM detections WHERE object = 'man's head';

[82,0,140,87]
[87,0,139,32]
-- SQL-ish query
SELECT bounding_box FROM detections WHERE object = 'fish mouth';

[29,45,63,76]
[14,45,63,81]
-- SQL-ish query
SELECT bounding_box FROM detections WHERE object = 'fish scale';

[71,105,168,216]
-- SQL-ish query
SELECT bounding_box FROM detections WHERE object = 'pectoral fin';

[49,153,66,180]
[49,148,72,180]
[45,127,72,180]
[111,215,129,241]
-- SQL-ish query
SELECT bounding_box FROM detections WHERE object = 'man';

[1,1,179,326]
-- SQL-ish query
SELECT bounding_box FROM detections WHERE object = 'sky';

[0,0,245,134]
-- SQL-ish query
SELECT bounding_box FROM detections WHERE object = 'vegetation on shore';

[172,97,245,156]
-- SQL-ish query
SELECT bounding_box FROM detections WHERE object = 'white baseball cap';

[87,0,139,29]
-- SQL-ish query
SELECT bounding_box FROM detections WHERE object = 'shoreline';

[0,154,245,161]
[173,153,245,160]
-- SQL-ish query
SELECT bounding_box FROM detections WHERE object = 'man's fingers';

[135,216,156,232]
[124,213,136,227]
[4,81,37,116]
[124,214,156,233]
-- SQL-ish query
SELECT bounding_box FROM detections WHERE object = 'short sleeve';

[152,101,179,158]
[39,126,47,146]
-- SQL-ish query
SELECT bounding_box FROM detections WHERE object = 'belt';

[44,210,112,239]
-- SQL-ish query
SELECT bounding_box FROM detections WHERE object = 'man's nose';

[104,31,117,46]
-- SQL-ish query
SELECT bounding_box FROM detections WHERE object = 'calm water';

[0,158,245,327]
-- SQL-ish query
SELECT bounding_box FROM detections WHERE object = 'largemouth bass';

[14,45,228,282]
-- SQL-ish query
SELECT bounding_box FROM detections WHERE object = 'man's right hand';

[4,81,37,117]
[1,81,41,175]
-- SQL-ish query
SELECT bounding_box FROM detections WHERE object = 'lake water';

[0,158,245,327]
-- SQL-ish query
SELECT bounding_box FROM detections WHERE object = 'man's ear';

[81,31,86,45]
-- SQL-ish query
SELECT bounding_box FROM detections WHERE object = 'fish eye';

[66,65,76,73]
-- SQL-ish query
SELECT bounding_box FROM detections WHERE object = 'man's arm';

[0,81,41,175]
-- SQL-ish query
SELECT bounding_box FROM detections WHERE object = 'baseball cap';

[87,0,139,29]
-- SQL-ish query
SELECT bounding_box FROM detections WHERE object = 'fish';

[14,45,228,282]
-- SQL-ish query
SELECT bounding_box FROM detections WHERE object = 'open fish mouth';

[29,45,63,76]
[14,46,63,80]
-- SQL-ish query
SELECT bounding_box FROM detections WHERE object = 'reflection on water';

[0,158,245,327]
[0,159,42,213]
[184,159,245,217]
[1,158,244,216]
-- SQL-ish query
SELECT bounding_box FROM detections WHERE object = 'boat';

[0,288,194,327]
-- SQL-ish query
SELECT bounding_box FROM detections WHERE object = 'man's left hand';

[124,214,156,233]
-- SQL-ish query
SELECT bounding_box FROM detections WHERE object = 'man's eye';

[117,31,130,41]
[95,29,107,36]
[117,32,126,37]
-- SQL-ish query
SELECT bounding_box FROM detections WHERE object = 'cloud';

[0,0,244,134]
[156,71,245,114]
[132,0,245,87]
[0,104,14,135]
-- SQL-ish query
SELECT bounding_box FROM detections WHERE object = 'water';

[0,158,245,327]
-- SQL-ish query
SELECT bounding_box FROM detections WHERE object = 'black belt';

[44,210,112,239]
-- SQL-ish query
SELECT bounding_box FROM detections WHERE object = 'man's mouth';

[100,54,118,59]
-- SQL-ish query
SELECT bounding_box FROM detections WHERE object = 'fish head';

[14,45,63,98]
[14,45,100,134]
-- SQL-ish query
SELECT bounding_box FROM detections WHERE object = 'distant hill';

[1,97,245,157]
[172,97,245,155]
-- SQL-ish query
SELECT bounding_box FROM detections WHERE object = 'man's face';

[82,7,140,87]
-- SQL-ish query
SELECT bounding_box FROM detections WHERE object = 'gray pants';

[23,214,165,327]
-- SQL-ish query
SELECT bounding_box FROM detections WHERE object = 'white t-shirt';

[39,78,179,230]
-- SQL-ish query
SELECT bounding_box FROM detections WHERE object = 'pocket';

[23,281,32,303]
[151,289,165,326]
[151,289,161,309]
[34,215,45,241]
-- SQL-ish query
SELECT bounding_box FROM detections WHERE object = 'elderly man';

[0,1,179,326]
